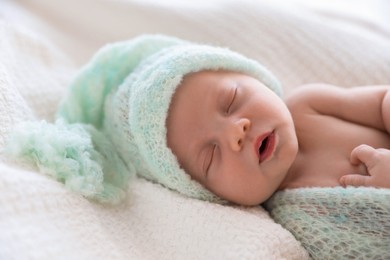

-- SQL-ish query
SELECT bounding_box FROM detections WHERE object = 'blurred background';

[1,0,389,92]
[1,0,389,65]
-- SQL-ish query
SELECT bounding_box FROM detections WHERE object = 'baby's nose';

[227,118,250,151]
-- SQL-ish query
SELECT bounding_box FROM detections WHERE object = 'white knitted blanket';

[1,0,390,259]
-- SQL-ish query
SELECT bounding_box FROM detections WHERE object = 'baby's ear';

[3,120,133,204]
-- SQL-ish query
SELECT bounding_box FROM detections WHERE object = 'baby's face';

[166,70,298,205]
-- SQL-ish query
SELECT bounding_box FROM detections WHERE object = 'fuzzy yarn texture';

[5,120,130,204]
[265,187,390,259]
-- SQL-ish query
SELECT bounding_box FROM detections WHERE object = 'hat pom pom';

[3,120,131,204]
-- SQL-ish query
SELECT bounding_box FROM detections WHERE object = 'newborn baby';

[167,70,390,205]
[6,34,389,259]
[6,34,390,205]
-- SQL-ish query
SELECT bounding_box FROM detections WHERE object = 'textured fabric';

[13,0,390,92]
[0,21,73,148]
[0,20,309,260]
[6,34,282,204]
[265,187,390,259]
[5,120,130,204]
[0,162,309,260]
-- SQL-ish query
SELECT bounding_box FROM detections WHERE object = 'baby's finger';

[339,174,370,187]
[350,144,376,166]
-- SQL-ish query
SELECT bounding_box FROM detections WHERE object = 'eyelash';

[226,87,238,114]
[206,144,217,175]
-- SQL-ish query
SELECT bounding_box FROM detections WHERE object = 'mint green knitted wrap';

[265,187,390,259]
[4,35,281,204]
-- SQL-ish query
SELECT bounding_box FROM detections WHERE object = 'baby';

[166,70,390,205]
[6,34,390,205]
[6,34,389,259]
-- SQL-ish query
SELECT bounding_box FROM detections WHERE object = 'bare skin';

[166,70,390,206]
[281,84,390,190]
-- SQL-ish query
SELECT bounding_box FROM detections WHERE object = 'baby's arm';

[287,84,390,131]
[382,89,390,133]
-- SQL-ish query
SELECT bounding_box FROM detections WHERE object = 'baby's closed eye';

[226,87,238,114]
[203,144,217,177]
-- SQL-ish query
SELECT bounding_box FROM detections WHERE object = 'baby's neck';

[277,151,303,190]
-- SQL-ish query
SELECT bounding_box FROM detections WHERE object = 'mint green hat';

[6,35,281,204]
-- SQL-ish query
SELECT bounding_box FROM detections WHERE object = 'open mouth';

[255,131,276,163]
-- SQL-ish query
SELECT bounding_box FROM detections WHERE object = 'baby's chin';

[232,196,271,207]
[220,188,276,206]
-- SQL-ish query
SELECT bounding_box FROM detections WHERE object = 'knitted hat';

[5,35,281,204]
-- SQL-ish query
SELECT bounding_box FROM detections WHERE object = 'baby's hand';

[340,144,390,188]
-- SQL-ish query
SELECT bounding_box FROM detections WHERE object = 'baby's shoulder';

[285,83,342,102]
[284,83,341,114]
